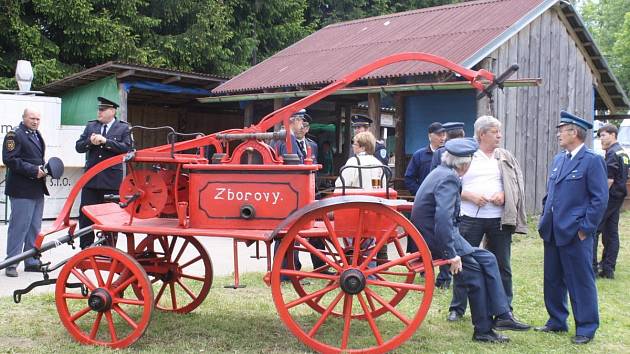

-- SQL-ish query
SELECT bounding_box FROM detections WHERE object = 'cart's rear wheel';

[271,201,434,353]
[134,235,213,313]
[55,247,153,348]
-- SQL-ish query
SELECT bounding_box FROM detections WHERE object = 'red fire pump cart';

[0,53,517,353]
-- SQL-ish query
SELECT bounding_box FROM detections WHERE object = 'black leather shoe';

[598,270,614,279]
[473,330,510,343]
[447,310,462,322]
[436,281,451,289]
[534,325,568,333]
[572,335,592,344]
[24,264,42,272]
[5,267,18,277]
[494,315,531,331]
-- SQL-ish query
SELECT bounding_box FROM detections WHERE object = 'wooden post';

[117,83,128,122]
[244,101,254,128]
[368,79,382,139]
[344,104,352,159]
[273,98,283,131]
[394,93,405,179]
[476,57,495,118]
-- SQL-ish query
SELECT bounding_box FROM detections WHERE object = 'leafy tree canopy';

[580,0,630,103]
[0,0,459,89]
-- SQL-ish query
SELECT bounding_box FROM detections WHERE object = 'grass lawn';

[1,214,628,353]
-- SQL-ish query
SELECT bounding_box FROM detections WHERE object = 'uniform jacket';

[404,145,434,195]
[75,119,132,190]
[374,141,388,165]
[411,165,474,260]
[2,122,49,198]
[538,147,609,246]
[306,137,318,164]
[604,142,628,201]
[430,146,445,171]
[275,133,305,163]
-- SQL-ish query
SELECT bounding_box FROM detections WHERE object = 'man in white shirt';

[447,116,528,327]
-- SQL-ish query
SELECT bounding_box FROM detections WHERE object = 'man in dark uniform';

[351,114,388,165]
[275,109,306,163]
[295,112,318,164]
[404,122,445,196]
[76,97,132,249]
[430,122,465,170]
[2,108,48,277]
[594,124,628,279]
[536,111,608,344]
[411,138,529,342]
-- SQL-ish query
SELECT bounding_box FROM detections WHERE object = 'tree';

[580,0,630,105]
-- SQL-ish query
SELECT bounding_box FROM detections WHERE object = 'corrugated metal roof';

[213,0,549,94]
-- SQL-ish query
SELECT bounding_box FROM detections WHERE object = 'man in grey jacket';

[447,116,528,323]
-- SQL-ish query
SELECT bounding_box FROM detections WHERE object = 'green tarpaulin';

[60,75,119,125]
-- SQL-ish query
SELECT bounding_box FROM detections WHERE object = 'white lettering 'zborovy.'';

[213,188,281,205]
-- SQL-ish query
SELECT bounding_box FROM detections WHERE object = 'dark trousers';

[79,187,118,249]
[450,216,513,315]
[544,235,599,337]
[455,248,510,333]
[593,198,623,274]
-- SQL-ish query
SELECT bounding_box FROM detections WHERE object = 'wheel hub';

[339,269,366,295]
[88,288,113,312]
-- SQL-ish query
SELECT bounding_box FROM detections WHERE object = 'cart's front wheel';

[271,201,434,353]
[55,247,153,348]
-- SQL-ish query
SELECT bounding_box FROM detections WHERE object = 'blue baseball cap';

[428,122,445,134]
[445,138,478,157]
[443,122,465,131]
[558,111,593,130]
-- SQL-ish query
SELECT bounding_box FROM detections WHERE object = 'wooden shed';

[206,0,629,213]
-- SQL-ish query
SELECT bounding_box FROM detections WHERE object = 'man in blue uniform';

[275,109,306,164]
[412,138,530,342]
[75,97,132,249]
[593,124,628,279]
[430,122,465,170]
[351,114,388,165]
[404,122,445,196]
[536,111,608,344]
[295,112,318,164]
[2,108,48,277]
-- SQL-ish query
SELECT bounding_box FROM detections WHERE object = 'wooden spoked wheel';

[55,247,154,348]
[271,202,435,354]
[133,235,213,314]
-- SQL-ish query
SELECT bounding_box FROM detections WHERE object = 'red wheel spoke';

[365,252,421,276]
[89,312,103,339]
[167,236,178,260]
[113,305,139,329]
[89,256,105,287]
[104,311,118,342]
[169,282,177,309]
[111,274,138,295]
[105,259,119,288]
[359,222,397,271]
[364,288,411,325]
[308,291,344,337]
[62,292,88,300]
[114,297,145,306]
[280,269,337,281]
[69,306,92,322]
[357,293,384,345]
[393,238,406,258]
[295,235,343,272]
[366,291,377,312]
[322,216,349,266]
[176,279,197,300]
[180,273,206,282]
[173,239,190,264]
[286,283,339,310]
[322,239,340,264]
[179,255,202,269]
[368,278,425,292]
[154,281,168,304]
[70,269,97,291]
[341,294,353,349]
[352,211,366,267]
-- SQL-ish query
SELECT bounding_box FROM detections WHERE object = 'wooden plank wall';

[127,105,243,150]
[480,7,596,213]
